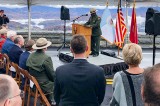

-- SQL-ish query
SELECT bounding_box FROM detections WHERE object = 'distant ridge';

[0,6,159,32]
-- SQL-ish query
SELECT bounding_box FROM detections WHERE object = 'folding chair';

[11,62,22,86]
[0,53,10,74]
[19,68,51,106]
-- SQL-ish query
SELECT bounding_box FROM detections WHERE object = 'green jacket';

[26,50,55,84]
[85,14,102,36]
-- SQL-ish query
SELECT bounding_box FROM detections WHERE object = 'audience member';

[0,28,7,51]
[19,39,35,70]
[2,30,17,55]
[141,63,160,106]
[0,74,23,106]
[0,10,9,26]
[54,35,106,106]
[110,43,144,106]
[26,38,55,105]
[8,35,24,64]
[1,24,8,29]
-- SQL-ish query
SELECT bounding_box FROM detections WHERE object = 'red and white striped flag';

[114,5,127,48]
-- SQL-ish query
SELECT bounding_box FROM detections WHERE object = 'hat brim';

[32,41,51,49]
[90,10,97,14]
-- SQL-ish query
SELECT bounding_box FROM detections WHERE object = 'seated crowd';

[0,27,160,106]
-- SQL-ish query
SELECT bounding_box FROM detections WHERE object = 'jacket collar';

[72,59,88,63]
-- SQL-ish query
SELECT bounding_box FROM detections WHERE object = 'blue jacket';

[19,51,30,70]
[2,38,15,55]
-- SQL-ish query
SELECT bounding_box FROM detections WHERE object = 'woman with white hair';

[110,43,144,106]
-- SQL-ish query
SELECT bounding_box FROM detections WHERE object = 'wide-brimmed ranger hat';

[32,38,51,49]
[90,8,96,14]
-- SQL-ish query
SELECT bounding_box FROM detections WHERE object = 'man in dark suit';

[54,35,106,106]
[8,35,24,64]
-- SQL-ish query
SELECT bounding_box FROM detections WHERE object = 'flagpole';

[106,0,108,7]
[118,46,120,57]
[118,0,120,57]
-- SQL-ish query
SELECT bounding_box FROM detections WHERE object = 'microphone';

[81,14,88,16]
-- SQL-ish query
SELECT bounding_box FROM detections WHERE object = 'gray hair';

[14,35,24,44]
[7,30,17,38]
[0,75,12,103]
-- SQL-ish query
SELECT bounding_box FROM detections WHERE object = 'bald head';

[142,63,160,106]
[0,75,17,103]
[0,74,19,106]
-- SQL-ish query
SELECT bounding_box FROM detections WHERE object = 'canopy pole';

[125,0,129,44]
[28,0,31,40]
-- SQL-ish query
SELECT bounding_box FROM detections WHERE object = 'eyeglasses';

[8,90,25,99]
[3,90,25,106]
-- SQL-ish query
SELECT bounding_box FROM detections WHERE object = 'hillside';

[0,6,160,32]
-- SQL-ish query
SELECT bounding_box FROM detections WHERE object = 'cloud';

[127,16,145,26]
[0,4,26,8]
[47,5,117,9]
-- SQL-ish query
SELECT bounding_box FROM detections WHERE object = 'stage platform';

[58,51,128,78]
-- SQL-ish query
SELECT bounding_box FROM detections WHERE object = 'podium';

[72,24,92,57]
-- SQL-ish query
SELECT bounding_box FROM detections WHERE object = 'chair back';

[18,67,51,106]
[0,53,10,74]
[11,62,21,86]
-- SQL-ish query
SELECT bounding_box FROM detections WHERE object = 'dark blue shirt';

[19,51,30,70]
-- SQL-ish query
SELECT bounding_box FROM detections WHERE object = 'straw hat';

[32,38,51,49]
[0,28,7,34]
[90,8,96,14]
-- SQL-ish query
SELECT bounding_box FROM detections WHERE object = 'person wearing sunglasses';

[0,74,24,106]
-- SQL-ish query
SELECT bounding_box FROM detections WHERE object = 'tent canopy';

[0,0,159,6]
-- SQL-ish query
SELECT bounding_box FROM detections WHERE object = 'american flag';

[114,5,127,48]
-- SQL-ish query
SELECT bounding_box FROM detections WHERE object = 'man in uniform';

[84,8,102,57]
[26,38,55,106]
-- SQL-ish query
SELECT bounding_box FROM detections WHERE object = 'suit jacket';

[8,44,23,64]
[19,51,30,70]
[54,59,106,106]
[26,50,55,96]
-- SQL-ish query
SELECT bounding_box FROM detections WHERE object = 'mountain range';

[0,6,160,33]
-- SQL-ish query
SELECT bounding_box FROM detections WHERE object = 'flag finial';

[106,0,109,7]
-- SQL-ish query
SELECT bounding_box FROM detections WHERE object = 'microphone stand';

[72,15,86,23]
